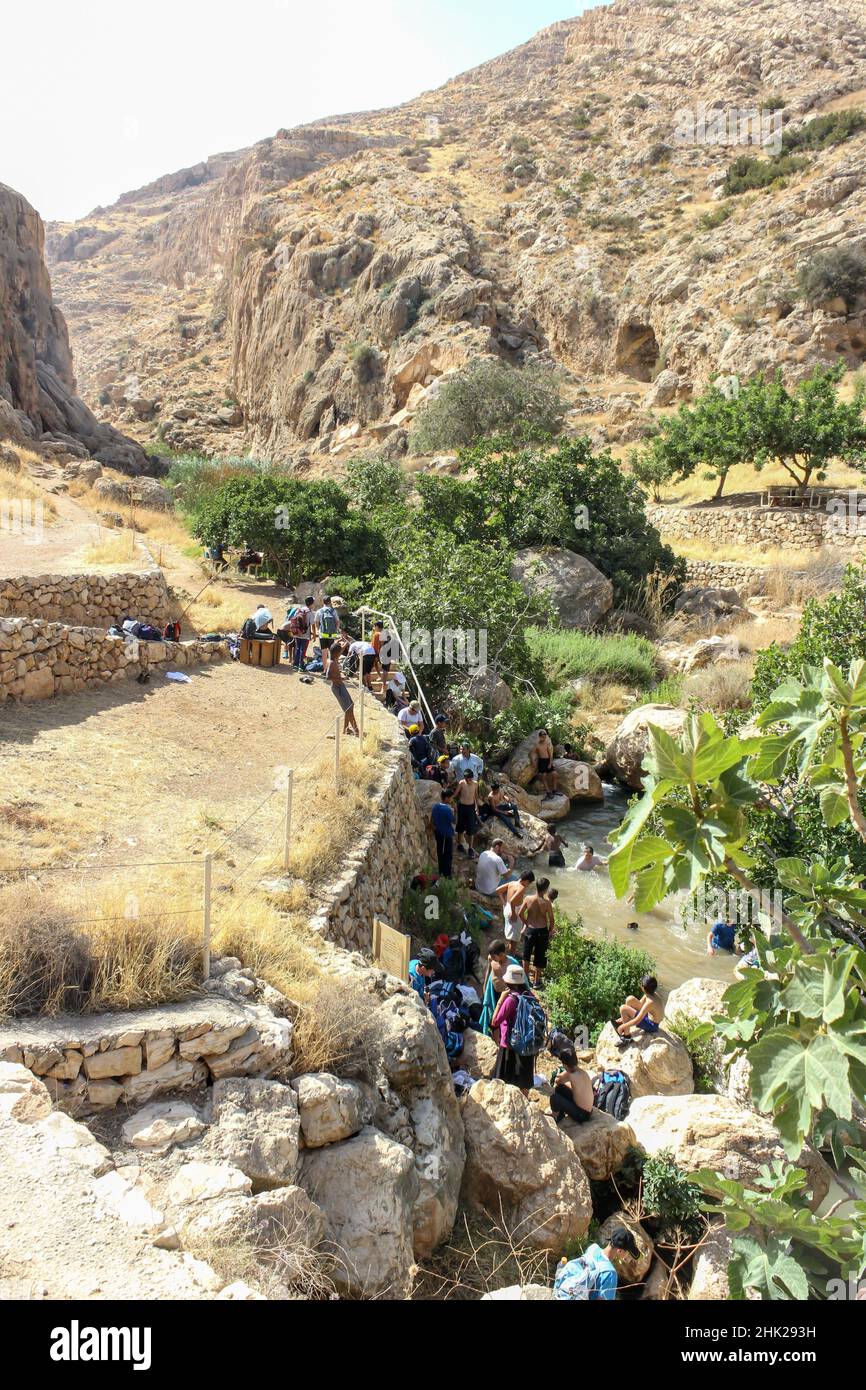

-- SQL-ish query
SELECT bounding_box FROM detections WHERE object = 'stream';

[535,783,737,997]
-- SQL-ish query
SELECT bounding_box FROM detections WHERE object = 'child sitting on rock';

[616,974,663,1040]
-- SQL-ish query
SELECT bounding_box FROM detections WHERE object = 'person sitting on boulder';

[478,781,523,837]
[550,1041,595,1125]
[616,974,663,1039]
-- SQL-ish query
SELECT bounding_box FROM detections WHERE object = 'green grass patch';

[631,675,684,708]
[526,628,657,688]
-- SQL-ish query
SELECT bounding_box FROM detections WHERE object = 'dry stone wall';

[0,615,227,703]
[307,715,427,954]
[0,996,291,1117]
[649,502,866,554]
[0,569,170,626]
[683,559,768,594]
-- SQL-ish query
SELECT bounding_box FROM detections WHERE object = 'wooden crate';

[239,636,281,668]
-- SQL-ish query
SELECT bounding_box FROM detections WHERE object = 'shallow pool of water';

[534,784,737,996]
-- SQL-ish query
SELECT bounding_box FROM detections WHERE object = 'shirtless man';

[496,870,535,948]
[519,876,555,985]
[455,768,480,857]
[532,729,558,800]
[550,1042,595,1125]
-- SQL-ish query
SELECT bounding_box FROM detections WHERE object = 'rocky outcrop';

[557,1106,635,1181]
[689,1222,733,1300]
[604,704,689,791]
[625,1093,830,1208]
[460,1079,592,1253]
[595,1021,694,1098]
[0,184,148,471]
[509,548,613,629]
[302,1126,419,1298]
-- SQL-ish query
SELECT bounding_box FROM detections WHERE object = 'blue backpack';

[509,992,547,1057]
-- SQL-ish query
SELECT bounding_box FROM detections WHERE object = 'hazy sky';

[1,1,606,223]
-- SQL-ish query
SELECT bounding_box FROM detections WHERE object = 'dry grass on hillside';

[184,584,253,635]
[0,448,57,521]
[83,530,140,565]
[68,477,192,552]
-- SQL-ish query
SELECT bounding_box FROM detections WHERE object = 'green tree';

[797,243,866,308]
[369,534,548,703]
[637,366,866,497]
[462,435,683,593]
[343,456,409,512]
[190,474,382,587]
[411,359,564,452]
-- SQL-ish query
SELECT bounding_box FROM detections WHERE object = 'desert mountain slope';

[42,0,866,465]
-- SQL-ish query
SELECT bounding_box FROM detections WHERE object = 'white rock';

[122,1101,206,1154]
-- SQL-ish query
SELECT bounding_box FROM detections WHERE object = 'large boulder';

[595,1021,694,1098]
[476,806,549,856]
[659,635,742,676]
[413,780,443,818]
[604,704,688,790]
[598,1211,653,1282]
[290,1073,364,1149]
[625,1094,829,1207]
[509,547,613,629]
[551,758,604,802]
[533,791,571,822]
[121,1101,206,1155]
[301,1126,419,1298]
[372,992,465,1256]
[665,978,728,1028]
[460,1029,498,1080]
[674,586,748,625]
[465,665,513,714]
[205,1077,301,1189]
[461,1080,592,1253]
[557,1107,635,1181]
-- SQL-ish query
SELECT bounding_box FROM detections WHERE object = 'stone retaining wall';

[0,996,291,1116]
[649,501,866,553]
[683,559,769,594]
[0,615,228,703]
[0,569,170,626]
[306,714,427,954]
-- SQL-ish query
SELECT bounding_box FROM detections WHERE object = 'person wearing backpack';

[490,964,544,1095]
[288,596,314,670]
[553,1226,641,1301]
[314,596,341,676]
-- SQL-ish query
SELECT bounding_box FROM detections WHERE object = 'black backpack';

[240,618,257,640]
[594,1070,632,1120]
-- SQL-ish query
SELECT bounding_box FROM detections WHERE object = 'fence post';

[282,768,294,872]
[202,852,212,980]
[334,714,342,790]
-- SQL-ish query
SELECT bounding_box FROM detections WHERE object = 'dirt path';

[0,659,347,883]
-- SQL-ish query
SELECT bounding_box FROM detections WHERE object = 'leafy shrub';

[525,628,657,688]
[722,151,808,196]
[631,675,684,708]
[697,203,733,231]
[665,1014,718,1093]
[542,912,656,1044]
[350,342,380,382]
[781,107,865,154]
[797,243,866,306]
[490,690,587,756]
[401,874,481,945]
[344,456,409,510]
[640,1151,704,1238]
[411,359,564,453]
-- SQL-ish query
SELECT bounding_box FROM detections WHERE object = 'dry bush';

[682,661,754,712]
[415,1206,554,1300]
[69,478,192,549]
[289,728,383,886]
[212,897,321,1005]
[621,568,681,634]
[0,884,201,1018]
[184,585,252,635]
[83,531,139,565]
[186,1212,339,1301]
[290,976,378,1078]
[763,548,846,606]
[573,680,632,715]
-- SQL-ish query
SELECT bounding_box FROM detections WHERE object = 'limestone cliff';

[40,0,866,465]
[0,184,149,472]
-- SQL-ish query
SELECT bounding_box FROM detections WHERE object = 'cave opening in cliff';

[614,321,660,382]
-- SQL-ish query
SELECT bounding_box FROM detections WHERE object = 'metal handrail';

[353,604,436,731]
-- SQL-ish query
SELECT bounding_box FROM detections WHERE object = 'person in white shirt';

[386,670,408,709]
[451,742,483,781]
[398,700,424,735]
[574,843,607,872]
[475,840,514,896]
[348,638,377,690]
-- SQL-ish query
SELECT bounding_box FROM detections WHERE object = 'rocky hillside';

[43,0,866,465]
[0,184,148,472]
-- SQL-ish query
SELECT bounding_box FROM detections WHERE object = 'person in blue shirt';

[408,949,438,1002]
[554,1227,641,1300]
[707,921,737,954]
[431,788,456,878]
